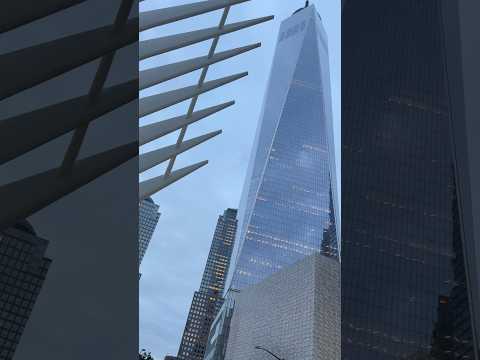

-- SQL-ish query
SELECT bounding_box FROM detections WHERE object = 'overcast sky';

[139,1,340,358]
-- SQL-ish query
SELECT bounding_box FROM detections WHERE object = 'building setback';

[177,209,238,360]
[342,1,476,358]
[0,221,51,360]
[139,197,160,266]
[224,254,340,360]
[225,3,339,293]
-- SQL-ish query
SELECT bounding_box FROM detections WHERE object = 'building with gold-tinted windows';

[177,209,238,360]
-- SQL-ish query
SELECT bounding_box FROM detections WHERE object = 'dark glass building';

[342,1,476,359]
[225,3,339,292]
[204,291,237,360]
[0,221,51,360]
[177,209,238,360]
[139,197,160,265]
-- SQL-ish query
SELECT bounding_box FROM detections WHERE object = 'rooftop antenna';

[293,1,309,15]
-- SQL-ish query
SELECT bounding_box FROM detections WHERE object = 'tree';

[139,349,154,360]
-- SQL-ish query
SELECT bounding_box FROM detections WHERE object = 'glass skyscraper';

[225,3,339,292]
[342,1,476,359]
[0,221,51,360]
[139,197,160,265]
[177,209,238,360]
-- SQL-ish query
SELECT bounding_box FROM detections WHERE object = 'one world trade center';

[225,2,339,292]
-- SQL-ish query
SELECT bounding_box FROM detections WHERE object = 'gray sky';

[139,1,340,358]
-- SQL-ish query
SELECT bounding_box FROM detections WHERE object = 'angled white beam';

[139,101,234,146]
[139,130,221,173]
[1,18,138,101]
[0,142,137,230]
[140,43,260,90]
[140,0,250,31]
[1,0,87,34]
[0,80,137,166]
[139,72,246,117]
[139,160,208,201]
[139,15,273,60]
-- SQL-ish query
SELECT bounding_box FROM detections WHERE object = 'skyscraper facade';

[177,209,238,360]
[139,197,160,265]
[204,291,237,360]
[0,221,51,360]
[342,1,477,359]
[225,3,339,292]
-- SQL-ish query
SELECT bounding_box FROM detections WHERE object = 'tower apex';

[293,1,310,15]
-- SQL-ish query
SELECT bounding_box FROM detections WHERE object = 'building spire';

[293,1,309,15]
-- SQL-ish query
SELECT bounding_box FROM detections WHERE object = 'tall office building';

[139,197,160,265]
[441,0,480,346]
[342,1,476,359]
[177,209,238,360]
[0,221,51,360]
[225,3,339,292]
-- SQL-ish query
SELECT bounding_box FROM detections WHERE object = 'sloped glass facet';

[226,6,339,291]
